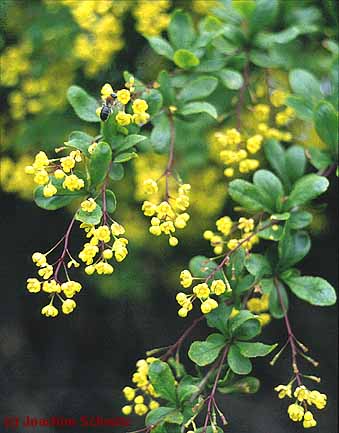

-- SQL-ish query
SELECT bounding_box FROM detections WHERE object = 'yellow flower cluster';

[142,179,191,246]
[203,216,259,255]
[0,155,36,200]
[79,221,128,275]
[97,82,150,127]
[1,40,32,87]
[176,270,231,317]
[275,383,327,429]
[192,0,220,14]
[25,150,84,196]
[121,357,160,416]
[133,0,170,36]
[27,252,80,317]
[246,293,271,327]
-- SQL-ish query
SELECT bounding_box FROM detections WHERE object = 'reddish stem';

[53,216,76,282]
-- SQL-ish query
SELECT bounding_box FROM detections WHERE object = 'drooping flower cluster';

[121,357,159,416]
[211,88,295,178]
[203,216,259,255]
[26,250,80,318]
[142,179,191,246]
[25,149,85,196]
[176,269,232,317]
[97,80,150,127]
[275,383,327,429]
[79,221,128,276]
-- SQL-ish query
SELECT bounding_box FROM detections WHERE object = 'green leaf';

[114,152,137,163]
[249,50,278,68]
[188,333,226,367]
[278,230,311,271]
[289,211,313,229]
[88,141,112,187]
[253,169,284,212]
[75,203,103,225]
[229,310,256,334]
[34,187,84,211]
[314,101,338,155]
[180,102,217,119]
[147,36,174,60]
[285,146,306,183]
[177,378,199,404]
[284,174,329,209]
[236,342,277,358]
[189,255,223,280]
[283,276,337,306]
[66,131,94,156]
[96,189,117,214]
[195,58,226,72]
[218,376,260,394]
[235,274,255,296]
[168,10,196,49]
[257,224,283,241]
[289,69,322,101]
[250,0,278,34]
[234,318,261,341]
[67,85,99,122]
[308,148,333,171]
[116,134,146,152]
[109,163,124,181]
[269,280,288,319]
[227,345,252,375]
[286,95,314,120]
[245,254,272,279]
[151,113,171,152]
[178,76,218,102]
[218,69,244,90]
[263,139,290,189]
[173,49,200,69]
[206,304,232,335]
[146,408,183,426]
[228,179,269,212]
[148,360,177,404]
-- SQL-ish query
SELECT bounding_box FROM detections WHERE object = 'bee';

[100,92,117,121]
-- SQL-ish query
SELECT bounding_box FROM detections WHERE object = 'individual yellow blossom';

[116,111,132,126]
[274,384,292,399]
[180,270,193,288]
[216,216,232,235]
[303,411,317,429]
[143,178,158,195]
[63,174,84,191]
[34,169,49,185]
[239,159,260,173]
[201,298,218,314]
[122,406,132,415]
[133,111,150,125]
[43,182,57,198]
[134,403,148,416]
[169,236,179,246]
[258,313,271,326]
[142,201,157,216]
[26,278,41,293]
[33,151,49,169]
[102,249,113,260]
[79,243,99,265]
[211,279,227,295]
[116,89,130,105]
[238,217,255,233]
[227,239,239,250]
[62,299,76,314]
[149,400,159,410]
[38,264,54,280]
[288,403,304,422]
[95,225,111,242]
[193,283,210,299]
[111,222,125,236]
[294,385,309,402]
[81,198,97,213]
[42,279,61,293]
[246,134,263,154]
[32,252,47,267]
[253,104,270,121]
[61,281,82,298]
[123,386,135,401]
[95,261,114,275]
[101,83,114,99]
[270,89,287,107]
[41,304,58,318]
[203,230,214,240]
[54,169,65,179]
[225,128,242,145]
[132,98,148,114]
[230,308,239,318]
[88,142,98,154]
[60,156,76,173]
[224,167,234,177]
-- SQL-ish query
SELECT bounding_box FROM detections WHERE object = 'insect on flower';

[100,92,117,121]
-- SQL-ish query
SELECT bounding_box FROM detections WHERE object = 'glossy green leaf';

[157,70,176,106]
[116,134,146,152]
[178,76,218,102]
[88,141,112,187]
[218,69,244,90]
[75,203,102,225]
[250,0,278,34]
[314,101,338,155]
[148,360,177,404]
[180,101,217,119]
[66,131,94,156]
[147,36,174,60]
[67,85,99,122]
[173,49,200,69]
[289,211,313,229]
[227,345,252,375]
[278,230,311,271]
[168,10,196,49]
[206,304,232,335]
[263,139,290,188]
[34,187,84,211]
[284,174,329,209]
[146,408,183,426]
[109,163,124,181]
[218,376,260,394]
[188,333,226,367]
[228,179,270,212]
[289,69,322,101]
[141,89,163,116]
[236,342,277,358]
[151,113,171,152]
[283,276,337,306]
[308,148,333,171]
[285,146,306,183]
[286,95,314,120]
[245,254,272,279]
[189,255,223,280]
[269,280,288,319]
[253,169,284,212]
[114,152,137,163]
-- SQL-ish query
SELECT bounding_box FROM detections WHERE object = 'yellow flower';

[303,411,317,429]
[42,279,61,293]
[270,89,287,107]
[54,169,65,179]
[180,270,193,288]
[62,299,76,314]
[116,89,130,105]
[169,236,179,246]
[201,298,218,314]
[216,216,232,235]
[63,174,84,191]
[149,400,159,410]
[134,403,148,416]
[274,384,292,399]
[307,390,327,410]
[111,222,125,236]
[81,198,97,213]
[246,134,263,154]
[34,169,49,185]
[224,167,234,177]
[122,406,132,415]
[211,279,226,295]
[116,111,132,126]
[38,264,54,280]
[123,386,135,401]
[61,281,82,298]
[60,156,76,173]
[133,111,150,125]
[287,403,304,422]
[101,83,114,99]
[33,151,49,169]
[32,252,47,267]
[132,98,148,114]
[253,104,270,121]
[143,178,158,195]
[193,283,210,299]
[95,225,111,242]
[26,278,41,293]
[294,385,309,402]
[225,128,241,145]
[43,183,57,198]
[41,304,58,318]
